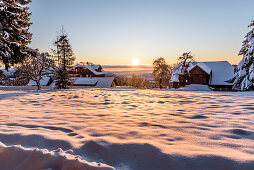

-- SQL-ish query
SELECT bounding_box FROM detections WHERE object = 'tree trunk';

[36,80,41,90]
[159,78,162,89]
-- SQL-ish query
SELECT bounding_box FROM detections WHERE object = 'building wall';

[172,82,180,88]
[189,66,210,85]
[172,66,210,88]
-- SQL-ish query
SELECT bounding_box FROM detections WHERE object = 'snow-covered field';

[0,88,254,170]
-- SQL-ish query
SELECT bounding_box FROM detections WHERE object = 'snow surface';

[0,86,54,91]
[178,84,212,91]
[0,88,254,170]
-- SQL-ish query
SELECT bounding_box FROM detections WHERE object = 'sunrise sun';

[132,59,139,66]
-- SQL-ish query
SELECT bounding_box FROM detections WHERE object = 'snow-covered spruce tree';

[233,21,254,90]
[53,29,75,89]
[18,51,55,90]
[0,0,32,70]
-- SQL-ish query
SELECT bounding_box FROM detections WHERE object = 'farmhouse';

[69,63,115,88]
[171,61,234,90]
[69,63,108,77]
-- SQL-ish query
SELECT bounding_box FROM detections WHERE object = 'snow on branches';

[233,20,254,90]
[0,0,32,70]
[18,51,55,90]
[171,52,195,86]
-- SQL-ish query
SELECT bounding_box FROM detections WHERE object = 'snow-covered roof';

[73,77,114,88]
[74,78,98,86]
[187,62,197,72]
[195,62,212,74]
[27,76,51,86]
[0,68,17,77]
[201,61,234,85]
[171,74,179,82]
[73,64,107,75]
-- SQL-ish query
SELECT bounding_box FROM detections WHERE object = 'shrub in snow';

[0,0,32,70]
[233,20,254,90]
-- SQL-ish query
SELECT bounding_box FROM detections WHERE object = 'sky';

[29,0,254,65]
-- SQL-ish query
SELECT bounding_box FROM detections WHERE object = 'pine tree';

[0,0,32,70]
[233,20,254,91]
[53,29,75,89]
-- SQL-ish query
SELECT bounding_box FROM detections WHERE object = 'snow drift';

[0,138,253,170]
[0,142,114,170]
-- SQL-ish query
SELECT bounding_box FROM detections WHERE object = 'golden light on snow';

[132,59,139,66]
[0,88,254,167]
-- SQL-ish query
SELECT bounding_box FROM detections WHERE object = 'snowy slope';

[0,88,254,169]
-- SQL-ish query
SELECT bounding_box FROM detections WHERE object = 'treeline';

[115,57,173,89]
[114,75,153,89]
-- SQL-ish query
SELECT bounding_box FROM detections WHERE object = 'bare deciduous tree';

[178,52,195,86]
[153,57,172,89]
[18,51,55,90]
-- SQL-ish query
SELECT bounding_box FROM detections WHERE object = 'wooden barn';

[68,63,115,88]
[69,64,107,77]
[171,61,234,90]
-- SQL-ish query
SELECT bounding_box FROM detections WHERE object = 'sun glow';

[132,59,139,66]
